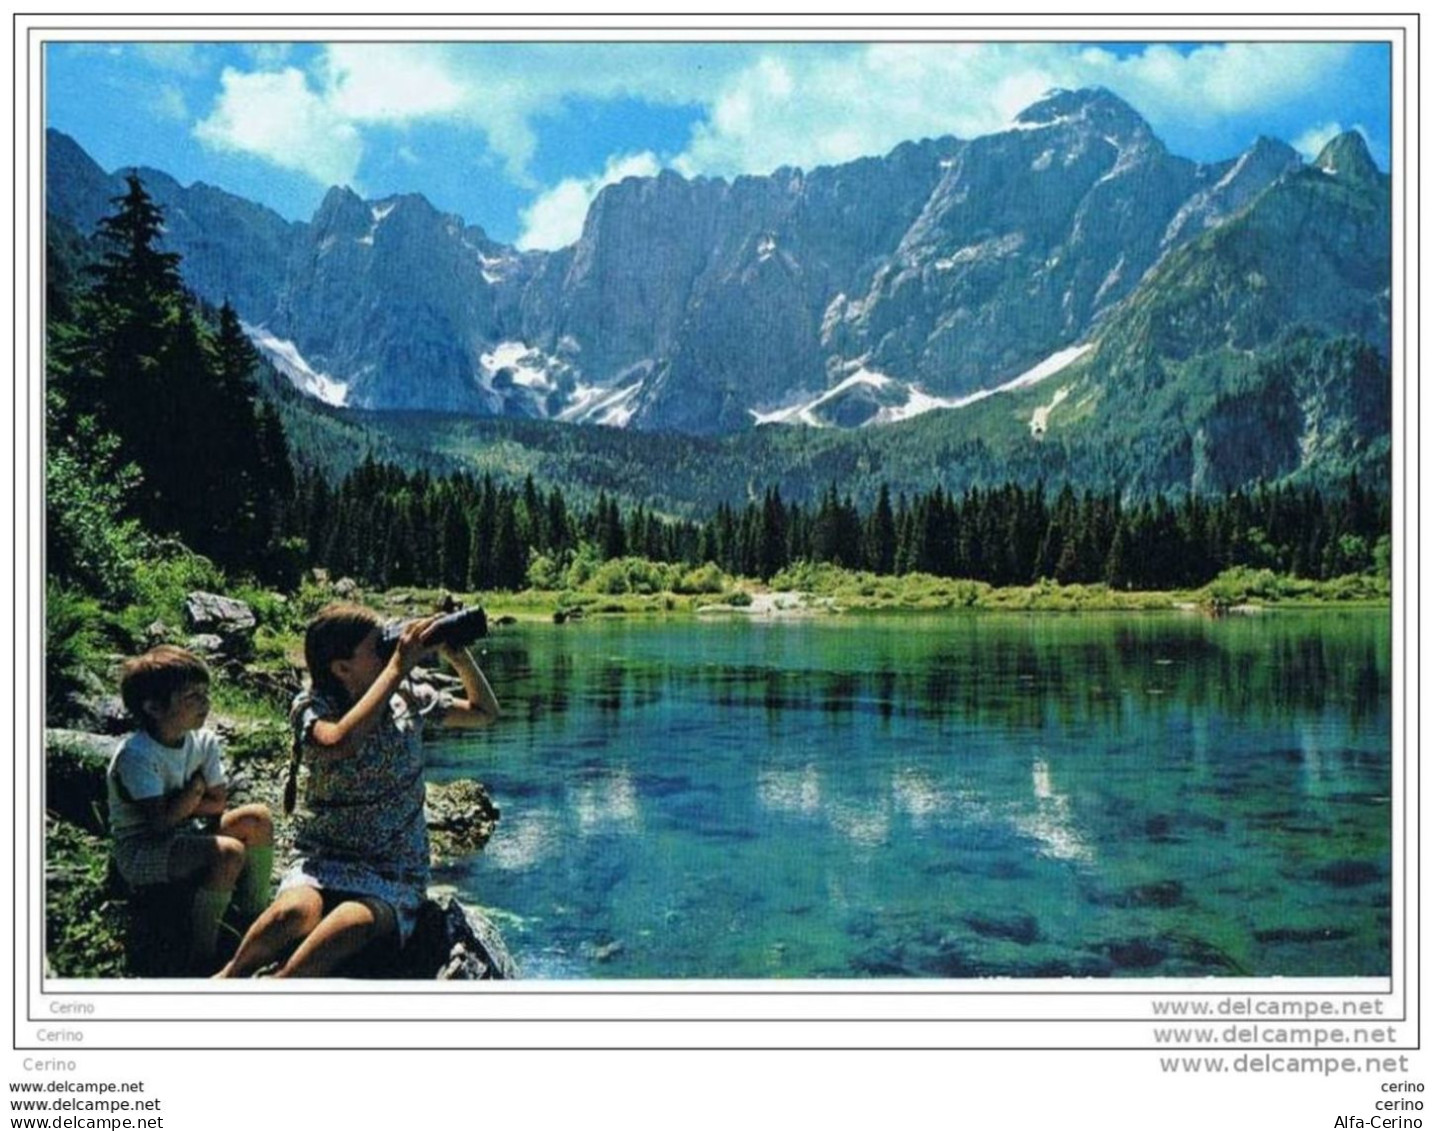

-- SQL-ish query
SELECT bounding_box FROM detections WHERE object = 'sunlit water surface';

[427,611,1390,979]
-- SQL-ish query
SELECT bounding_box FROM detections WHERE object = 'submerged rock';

[1098,938,1168,970]
[963,912,1041,946]
[1313,860,1382,888]
[1089,879,1187,910]
[1254,926,1354,944]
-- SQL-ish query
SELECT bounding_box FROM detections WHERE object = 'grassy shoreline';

[475,563,1391,621]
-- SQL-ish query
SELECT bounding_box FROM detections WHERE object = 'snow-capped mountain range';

[45,87,1389,438]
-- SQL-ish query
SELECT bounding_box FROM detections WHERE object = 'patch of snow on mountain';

[1030,386,1071,436]
[1031,149,1054,172]
[1009,116,1069,131]
[477,252,509,285]
[1000,344,1091,391]
[751,368,893,427]
[755,344,1092,429]
[559,382,642,427]
[244,323,349,406]
[757,234,777,262]
[358,201,397,246]
[480,341,553,390]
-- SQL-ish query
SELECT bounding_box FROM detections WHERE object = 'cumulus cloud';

[671,41,1359,179]
[185,39,1381,232]
[194,67,362,186]
[1293,121,1369,161]
[188,42,738,187]
[517,151,661,251]
[320,43,468,121]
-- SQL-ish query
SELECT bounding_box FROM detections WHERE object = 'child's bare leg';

[219,804,272,848]
[273,897,396,978]
[216,886,324,978]
[166,833,246,888]
[219,805,274,916]
[166,834,247,971]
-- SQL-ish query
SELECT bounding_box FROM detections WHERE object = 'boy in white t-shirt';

[107,646,273,972]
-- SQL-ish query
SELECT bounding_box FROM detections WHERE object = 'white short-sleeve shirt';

[106,728,226,841]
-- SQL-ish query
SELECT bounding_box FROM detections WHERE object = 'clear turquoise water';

[427,610,1391,979]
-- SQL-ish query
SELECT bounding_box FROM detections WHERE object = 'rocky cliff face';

[45,87,1390,438]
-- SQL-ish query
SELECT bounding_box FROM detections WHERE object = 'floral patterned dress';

[280,682,451,942]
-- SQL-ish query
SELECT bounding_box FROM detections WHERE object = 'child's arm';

[436,644,500,729]
[128,770,208,834]
[191,732,228,815]
[308,616,440,757]
[192,782,228,817]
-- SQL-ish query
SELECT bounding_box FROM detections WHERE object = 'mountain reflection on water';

[428,611,1391,979]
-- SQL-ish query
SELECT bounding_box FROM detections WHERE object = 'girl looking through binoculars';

[218,602,499,977]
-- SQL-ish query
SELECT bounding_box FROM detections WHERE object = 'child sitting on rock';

[107,645,273,973]
[218,603,499,978]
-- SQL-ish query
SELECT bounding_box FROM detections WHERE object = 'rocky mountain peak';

[1015,86,1153,144]
[1314,130,1381,182]
[312,184,369,232]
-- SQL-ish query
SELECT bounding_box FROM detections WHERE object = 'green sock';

[238,845,275,917]
[189,887,234,967]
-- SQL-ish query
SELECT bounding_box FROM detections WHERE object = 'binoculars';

[375,606,488,661]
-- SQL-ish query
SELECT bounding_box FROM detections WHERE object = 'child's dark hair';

[286,603,382,814]
[119,646,210,734]
[303,602,383,706]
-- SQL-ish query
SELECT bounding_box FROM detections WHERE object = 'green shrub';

[675,562,728,594]
[526,551,564,590]
[45,581,105,720]
[45,403,148,604]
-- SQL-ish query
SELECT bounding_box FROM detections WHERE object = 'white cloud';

[669,41,1358,180]
[151,83,189,122]
[1293,122,1345,160]
[132,42,210,76]
[185,40,1377,227]
[194,67,362,186]
[1292,121,1370,162]
[187,42,740,187]
[517,151,661,251]
[321,43,467,122]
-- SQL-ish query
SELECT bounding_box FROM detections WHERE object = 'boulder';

[143,620,173,646]
[185,633,226,657]
[426,779,501,860]
[61,689,129,735]
[182,592,257,657]
[406,896,518,980]
[45,729,117,833]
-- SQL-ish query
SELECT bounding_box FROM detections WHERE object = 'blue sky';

[46,39,1392,250]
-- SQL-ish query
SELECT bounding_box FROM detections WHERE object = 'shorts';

[111,819,212,888]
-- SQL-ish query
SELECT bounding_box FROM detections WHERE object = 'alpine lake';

[425,609,1392,980]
